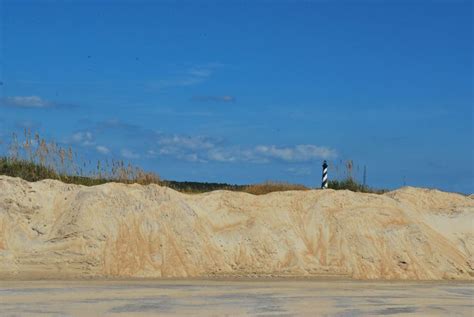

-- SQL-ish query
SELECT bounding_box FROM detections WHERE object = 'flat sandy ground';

[0,279,472,316]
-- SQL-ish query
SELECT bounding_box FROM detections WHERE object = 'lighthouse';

[321,160,328,189]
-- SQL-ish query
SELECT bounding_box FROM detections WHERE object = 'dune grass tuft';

[242,181,309,195]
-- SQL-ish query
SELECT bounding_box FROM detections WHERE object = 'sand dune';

[0,176,472,280]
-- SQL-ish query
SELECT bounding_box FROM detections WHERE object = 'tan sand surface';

[0,176,473,280]
[0,279,472,316]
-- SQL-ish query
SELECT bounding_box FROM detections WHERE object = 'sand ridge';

[0,176,472,280]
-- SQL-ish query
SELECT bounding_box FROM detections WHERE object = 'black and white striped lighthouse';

[321,160,328,189]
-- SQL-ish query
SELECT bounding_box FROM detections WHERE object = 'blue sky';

[0,0,472,193]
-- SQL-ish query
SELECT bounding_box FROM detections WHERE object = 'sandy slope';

[0,176,472,280]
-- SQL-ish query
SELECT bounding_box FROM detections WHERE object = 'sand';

[0,279,472,316]
[0,176,473,280]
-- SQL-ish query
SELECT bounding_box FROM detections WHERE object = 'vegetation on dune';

[328,178,386,194]
[0,130,161,186]
[0,158,109,186]
[0,157,59,182]
[0,130,384,194]
[243,181,309,195]
[164,181,311,195]
[163,180,245,193]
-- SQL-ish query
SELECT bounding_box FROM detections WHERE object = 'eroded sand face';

[0,176,473,280]
[0,280,472,316]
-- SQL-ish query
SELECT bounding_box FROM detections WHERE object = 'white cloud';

[152,77,202,89]
[121,148,140,159]
[206,147,268,163]
[158,134,216,150]
[149,132,337,164]
[254,145,336,162]
[146,149,157,157]
[149,63,223,90]
[71,131,94,146]
[187,67,212,77]
[192,95,235,103]
[182,153,206,163]
[154,134,217,162]
[1,96,53,108]
[207,148,238,163]
[96,145,110,155]
[66,123,337,166]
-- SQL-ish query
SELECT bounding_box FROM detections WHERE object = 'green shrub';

[0,157,58,182]
[243,181,309,195]
[328,178,385,194]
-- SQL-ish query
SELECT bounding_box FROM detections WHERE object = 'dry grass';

[243,181,309,195]
[2,129,160,186]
